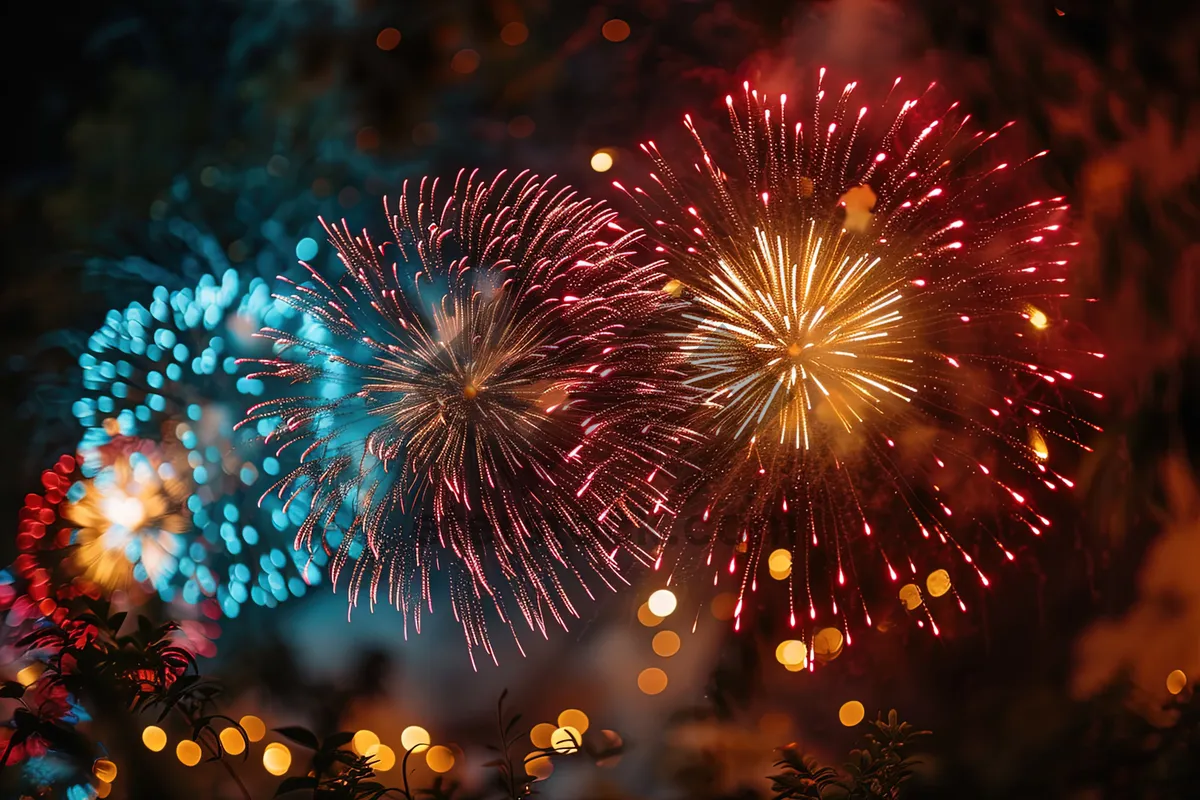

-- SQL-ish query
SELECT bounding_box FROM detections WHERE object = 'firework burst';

[618,75,1102,652]
[243,169,678,663]
[75,270,323,615]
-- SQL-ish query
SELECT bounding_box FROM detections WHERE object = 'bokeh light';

[365,743,396,772]
[239,715,266,743]
[590,150,614,172]
[551,725,581,754]
[219,726,246,756]
[376,27,401,51]
[710,592,737,620]
[813,627,845,661]
[647,589,677,617]
[352,729,380,756]
[638,667,668,695]
[500,22,527,45]
[142,725,167,752]
[775,639,808,670]
[526,752,553,780]
[556,709,589,734]
[637,601,664,627]
[530,722,556,749]
[926,569,952,598]
[93,759,117,783]
[839,701,866,727]
[425,745,454,773]
[1167,669,1188,695]
[768,548,792,580]
[401,725,431,753]
[899,584,923,610]
[176,739,202,767]
[652,630,681,657]
[263,742,292,775]
[602,19,630,42]
[451,49,480,74]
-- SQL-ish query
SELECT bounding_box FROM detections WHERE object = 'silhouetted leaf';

[275,725,320,750]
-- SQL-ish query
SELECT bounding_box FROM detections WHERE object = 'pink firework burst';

[242,170,680,665]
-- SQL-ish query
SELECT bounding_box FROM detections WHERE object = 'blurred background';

[2,1,1198,798]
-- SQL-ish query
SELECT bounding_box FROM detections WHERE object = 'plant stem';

[173,706,253,800]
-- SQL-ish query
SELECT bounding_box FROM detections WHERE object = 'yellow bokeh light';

[365,743,396,772]
[176,740,202,767]
[352,729,380,756]
[263,742,292,775]
[637,667,668,695]
[530,722,557,749]
[96,781,113,798]
[839,701,866,727]
[551,725,581,754]
[239,715,266,743]
[1167,669,1188,695]
[142,725,167,752]
[767,549,792,572]
[1029,427,1050,461]
[647,589,677,617]
[813,627,845,660]
[93,758,118,783]
[16,664,42,687]
[426,744,455,773]
[219,727,246,756]
[525,751,554,780]
[557,708,589,735]
[926,569,952,598]
[710,592,737,620]
[899,583,923,610]
[652,630,681,657]
[401,725,431,753]
[637,601,664,627]
[775,639,807,667]
[590,150,614,172]
[1028,306,1049,329]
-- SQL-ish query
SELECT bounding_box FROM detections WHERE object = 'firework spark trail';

[618,75,1102,656]
[243,169,683,665]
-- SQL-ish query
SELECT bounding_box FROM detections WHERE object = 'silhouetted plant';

[769,711,928,800]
